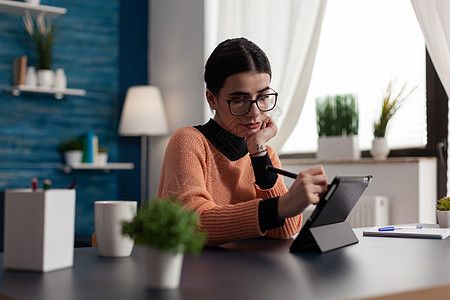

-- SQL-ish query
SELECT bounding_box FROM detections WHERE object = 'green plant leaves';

[316,94,359,137]
[122,199,206,255]
[437,197,450,211]
[373,80,417,138]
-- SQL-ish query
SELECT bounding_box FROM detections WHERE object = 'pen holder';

[3,189,76,272]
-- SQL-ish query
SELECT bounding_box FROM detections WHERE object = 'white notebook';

[363,225,450,239]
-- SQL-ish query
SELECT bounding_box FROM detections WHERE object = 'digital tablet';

[290,175,372,253]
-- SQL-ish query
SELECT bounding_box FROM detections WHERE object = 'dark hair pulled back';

[204,37,272,95]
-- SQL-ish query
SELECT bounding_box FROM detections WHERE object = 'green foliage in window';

[373,80,417,138]
[316,94,359,137]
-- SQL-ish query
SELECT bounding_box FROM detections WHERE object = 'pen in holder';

[3,189,76,272]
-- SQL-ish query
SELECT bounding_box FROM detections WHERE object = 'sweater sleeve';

[255,147,302,239]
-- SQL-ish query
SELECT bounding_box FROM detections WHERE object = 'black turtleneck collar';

[194,119,248,161]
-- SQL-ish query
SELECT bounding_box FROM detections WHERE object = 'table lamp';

[118,86,169,203]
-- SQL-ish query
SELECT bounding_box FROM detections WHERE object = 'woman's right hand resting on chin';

[278,165,328,219]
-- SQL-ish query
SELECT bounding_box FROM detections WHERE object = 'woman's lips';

[242,122,260,130]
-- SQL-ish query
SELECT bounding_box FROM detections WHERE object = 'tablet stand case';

[290,175,372,253]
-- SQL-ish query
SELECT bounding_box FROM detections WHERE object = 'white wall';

[148,0,206,198]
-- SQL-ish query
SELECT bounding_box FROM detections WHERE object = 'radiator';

[300,195,389,229]
[346,195,389,228]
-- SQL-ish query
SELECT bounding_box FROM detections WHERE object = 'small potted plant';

[316,94,359,160]
[98,147,108,165]
[22,11,58,88]
[122,199,206,289]
[59,138,83,165]
[371,80,417,160]
[437,197,450,228]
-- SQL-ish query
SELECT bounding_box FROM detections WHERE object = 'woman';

[157,37,328,246]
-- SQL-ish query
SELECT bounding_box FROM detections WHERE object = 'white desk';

[281,157,437,224]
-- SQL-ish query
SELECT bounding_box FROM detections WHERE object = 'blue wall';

[0,0,144,244]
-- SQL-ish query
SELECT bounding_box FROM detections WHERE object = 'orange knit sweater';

[157,126,301,246]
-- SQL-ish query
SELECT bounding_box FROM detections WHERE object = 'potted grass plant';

[371,80,417,160]
[316,94,359,160]
[437,197,450,228]
[22,11,58,88]
[122,199,206,289]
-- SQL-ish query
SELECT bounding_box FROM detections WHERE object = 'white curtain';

[411,0,450,96]
[205,0,328,152]
[411,0,450,193]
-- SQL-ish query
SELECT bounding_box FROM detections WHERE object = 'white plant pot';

[38,69,55,88]
[97,153,108,164]
[437,211,450,228]
[371,138,390,160]
[25,0,40,5]
[143,246,183,289]
[64,150,83,165]
[317,136,360,160]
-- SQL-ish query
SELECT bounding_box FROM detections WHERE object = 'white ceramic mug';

[94,201,137,257]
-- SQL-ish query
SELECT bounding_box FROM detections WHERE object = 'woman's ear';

[206,90,218,110]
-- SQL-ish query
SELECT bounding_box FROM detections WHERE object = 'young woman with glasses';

[157,37,328,246]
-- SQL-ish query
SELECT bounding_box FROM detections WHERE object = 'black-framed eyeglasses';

[219,88,278,116]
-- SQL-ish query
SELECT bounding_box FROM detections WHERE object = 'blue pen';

[378,225,423,231]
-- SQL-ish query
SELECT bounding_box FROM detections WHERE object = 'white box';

[317,136,360,160]
[4,189,76,272]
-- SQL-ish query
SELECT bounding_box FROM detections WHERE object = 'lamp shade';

[118,86,169,136]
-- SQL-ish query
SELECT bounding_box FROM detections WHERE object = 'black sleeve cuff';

[258,197,285,232]
[251,154,278,189]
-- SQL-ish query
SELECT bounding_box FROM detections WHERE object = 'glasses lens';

[229,93,277,115]
[257,94,277,111]
[229,99,251,115]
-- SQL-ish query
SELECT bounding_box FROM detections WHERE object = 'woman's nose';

[246,102,259,117]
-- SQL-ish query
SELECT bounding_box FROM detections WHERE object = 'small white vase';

[64,150,83,165]
[38,69,55,88]
[143,246,183,289]
[371,138,390,160]
[54,68,67,90]
[438,211,450,228]
[25,66,37,87]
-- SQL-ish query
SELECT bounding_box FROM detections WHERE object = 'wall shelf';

[62,163,135,174]
[0,0,66,18]
[7,85,86,99]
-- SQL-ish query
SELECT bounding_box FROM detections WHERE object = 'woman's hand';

[278,165,328,219]
[246,116,278,155]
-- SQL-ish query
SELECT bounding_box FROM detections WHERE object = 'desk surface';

[1,228,450,300]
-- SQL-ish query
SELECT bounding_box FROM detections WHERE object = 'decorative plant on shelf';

[315,94,360,160]
[316,94,359,137]
[22,11,58,70]
[59,138,83,165]
[122,199,206,289]
[59,138,83,152]
[373,80,417,138]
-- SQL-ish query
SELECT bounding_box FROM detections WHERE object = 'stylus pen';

[266,165,298,179]
[378,225,423,231]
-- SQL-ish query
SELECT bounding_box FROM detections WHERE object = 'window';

[282,0,426,154]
